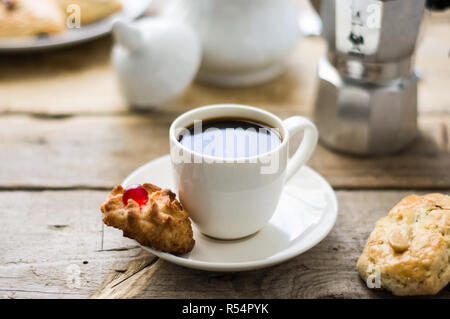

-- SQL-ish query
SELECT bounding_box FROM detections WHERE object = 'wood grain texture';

[0,191,142,299]
[90,252,160,299]
[0,36,323,116]
[136,190,450,299]
[0,113,448,189]
[1,190,449,299]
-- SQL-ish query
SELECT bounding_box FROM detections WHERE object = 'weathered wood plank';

[134,191,448,299]
[0,38,126,115]
[312,115,450,189]
[416,20,450,114]
[0,190,143,299]
[0,36,322,116]
[0,14,447,116]
[0,114,171,189]
[0,190,144,265]
[90,252,160,299]
[0,114,448,189]
[1,190,449,299]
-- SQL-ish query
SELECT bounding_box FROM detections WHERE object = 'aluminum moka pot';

[311,0,449,155]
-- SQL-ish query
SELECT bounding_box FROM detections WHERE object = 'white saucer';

[123,155,338,272]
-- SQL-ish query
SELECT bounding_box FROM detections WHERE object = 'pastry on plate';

[101,183,195,255]
[0,0,66,37]
[357,193,450,296]
[57,0,122,25]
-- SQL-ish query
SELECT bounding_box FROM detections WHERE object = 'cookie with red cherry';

[100,183,195,255]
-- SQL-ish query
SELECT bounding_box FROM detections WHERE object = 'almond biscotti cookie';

[357,194,450,296]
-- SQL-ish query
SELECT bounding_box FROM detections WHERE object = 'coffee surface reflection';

[177,118,282,159]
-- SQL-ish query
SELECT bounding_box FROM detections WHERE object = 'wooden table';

[0,4,449,299]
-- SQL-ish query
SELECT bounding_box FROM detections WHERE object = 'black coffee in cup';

[177,117,282,158]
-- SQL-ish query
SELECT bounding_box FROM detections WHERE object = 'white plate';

[0,0,152,52]
[123,155,338,272]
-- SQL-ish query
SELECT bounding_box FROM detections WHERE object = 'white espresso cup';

[170,104,318,239]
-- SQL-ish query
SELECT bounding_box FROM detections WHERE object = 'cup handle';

[283,116,318,183]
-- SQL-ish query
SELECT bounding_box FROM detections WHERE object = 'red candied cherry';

[122,184,149,207]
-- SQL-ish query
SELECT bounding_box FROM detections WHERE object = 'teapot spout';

[112,21,142,52]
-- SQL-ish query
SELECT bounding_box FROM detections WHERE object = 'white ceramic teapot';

[163,0,301,87]
[112,17,202,109]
